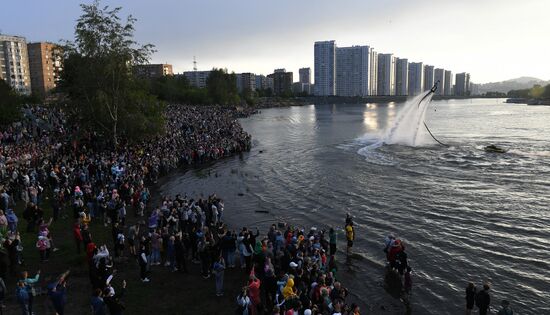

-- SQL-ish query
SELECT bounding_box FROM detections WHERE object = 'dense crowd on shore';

[0,104,516,315]
[0,103,367,315]
[0,104,252,314]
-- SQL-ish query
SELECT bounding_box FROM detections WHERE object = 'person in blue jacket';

[16,280,30,315]
[48,270,69,315]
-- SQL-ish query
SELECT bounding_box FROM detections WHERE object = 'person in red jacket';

[86,241,97,263]
[388,239,403,270]
[73,223,83,254]
[248,267,261,315]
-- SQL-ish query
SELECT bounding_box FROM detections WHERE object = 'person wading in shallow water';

[465,282,477,315]
[345,214,355,257]
[475,283,491,315]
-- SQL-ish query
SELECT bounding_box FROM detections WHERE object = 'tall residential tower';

[423,65,434,91]
[336,45,373,96]
[408,62,424,96]
[314,41,336,96]
[433,68,445,95]
[394,58,408,96]
[299,67,311,84]
[444,70,453,96]
[454,72,471,96]
[27,42,63,98]
[0,34,31,95]
[377,53,395,95]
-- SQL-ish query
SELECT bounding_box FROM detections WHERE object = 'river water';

[157,99,550,314]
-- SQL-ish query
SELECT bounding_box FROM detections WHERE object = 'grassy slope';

[4,196,248,314]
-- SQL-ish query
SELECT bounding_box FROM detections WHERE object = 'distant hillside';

[477,77,550,94]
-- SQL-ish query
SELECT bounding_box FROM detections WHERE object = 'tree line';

[0,1,260,145]
[507,84,550,99]
[0,0,296,145]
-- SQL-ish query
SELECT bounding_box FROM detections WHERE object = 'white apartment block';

[377,53,395,96]
[183,70,211,88]
[434,68,445,95]
[444,70,453,96]
[336,45,373,97]
[236,73,256,92]
[0,34,32,95]
[314,41,336,96]
[369,50,378,96]
[395,58,408,96]
[424,65,434,91]
[408,62,424,96]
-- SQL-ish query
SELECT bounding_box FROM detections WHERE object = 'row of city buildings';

[1,32,471,99]
[0,32,308,98]
[314,40,471,97]
[0,34,62,97]
[182,68,312,96]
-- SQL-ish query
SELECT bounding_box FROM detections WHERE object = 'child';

[213,256,225,296]
[36,235,51,262]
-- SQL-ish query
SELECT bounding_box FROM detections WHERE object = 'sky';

[2,0,549,83]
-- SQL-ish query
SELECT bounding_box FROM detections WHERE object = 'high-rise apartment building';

[314,41,336,96]
[454,72,471,96]
[408,62,424,96]
[255,75,274,91]
[377,53,395,95]
[444,70,453,96]
[336,45,373,97]
[236,73,256,93]
[369,50,378,96]
[134,64,173,79]
[394,58,408,96]
[294,68,312,94]
[423,65,434,91]
[268,69,293,96]
[183,70,211,88]
[434,68,445,95]
[0,34,32,95]
[299,68,311,84]
[27,42,62,98]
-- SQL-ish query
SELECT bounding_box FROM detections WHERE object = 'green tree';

[507,88,530,98]
[59,0,164,147]
[529,84,544,98]
[149,75,212,104]
[206,68,240,105]
[241,87,257,106]
[0,79,22,125]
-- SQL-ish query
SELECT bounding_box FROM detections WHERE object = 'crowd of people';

[88,192,363,314]
[0,104,517,315]
[0,104,252,314]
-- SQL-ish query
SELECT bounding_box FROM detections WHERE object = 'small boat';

[484,145,506,153]
[505,98,527,104]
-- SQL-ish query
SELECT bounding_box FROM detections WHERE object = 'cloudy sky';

[3,0,549,83]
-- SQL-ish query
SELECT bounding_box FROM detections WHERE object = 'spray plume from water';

[384,91,434,146]
[358,90,436,155]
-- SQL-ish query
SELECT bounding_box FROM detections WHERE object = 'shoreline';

[2,104,391,315]
[149,128,410,315]
[249,96,505,109]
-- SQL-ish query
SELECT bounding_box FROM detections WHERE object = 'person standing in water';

[465,282,477,315]
[345,214,354,257]
[329,228,337,256]
[475,283,491,315]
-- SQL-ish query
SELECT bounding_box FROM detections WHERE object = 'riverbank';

[249,95,505,109]
[1,104,396,315]
[1,104,253,314]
